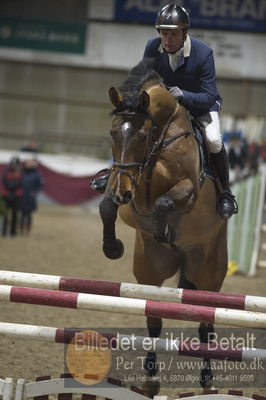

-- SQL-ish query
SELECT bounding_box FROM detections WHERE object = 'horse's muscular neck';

[145,84,178,130]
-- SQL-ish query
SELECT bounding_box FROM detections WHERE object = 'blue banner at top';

[114,0,266,32]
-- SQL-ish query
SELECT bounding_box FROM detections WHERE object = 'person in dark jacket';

[144,3,237,219]
[91,3,238,219]
[228,133,248,172]
[1,157,23,237]
[20,159,44,235]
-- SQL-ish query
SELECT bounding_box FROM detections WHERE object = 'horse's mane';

[113,57,162,113]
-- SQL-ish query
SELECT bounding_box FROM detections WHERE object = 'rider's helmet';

[155,3,190,30]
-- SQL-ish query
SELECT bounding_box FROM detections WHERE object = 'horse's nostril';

[123,191,133,204]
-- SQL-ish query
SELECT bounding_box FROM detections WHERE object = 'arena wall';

[0,8,265,157]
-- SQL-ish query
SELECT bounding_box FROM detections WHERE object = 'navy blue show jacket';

[143,35,222,118]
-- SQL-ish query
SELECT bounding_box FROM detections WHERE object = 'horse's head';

[106,58,182,205]
[108,82,177,205]
[108,86,151,204]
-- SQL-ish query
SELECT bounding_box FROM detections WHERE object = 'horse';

[99,58,228,397]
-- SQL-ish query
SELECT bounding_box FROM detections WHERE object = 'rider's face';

[159,28,186,53]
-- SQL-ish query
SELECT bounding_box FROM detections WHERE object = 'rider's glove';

[167,86,184,101]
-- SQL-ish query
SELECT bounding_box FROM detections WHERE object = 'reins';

[161,130,193,148]
[143,107,193,207]
[111,106,194,208]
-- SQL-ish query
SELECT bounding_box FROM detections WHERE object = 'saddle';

[189,115,214,184]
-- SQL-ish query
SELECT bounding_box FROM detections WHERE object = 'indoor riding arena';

[0,1,266,400]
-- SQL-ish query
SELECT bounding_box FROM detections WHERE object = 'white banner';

[192,29,266,80]
[0,21,265,80]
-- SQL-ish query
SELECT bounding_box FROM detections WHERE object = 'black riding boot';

[211,146,238,219]
[90,169,110,193]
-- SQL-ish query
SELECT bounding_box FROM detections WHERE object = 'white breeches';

[197,111,222,153]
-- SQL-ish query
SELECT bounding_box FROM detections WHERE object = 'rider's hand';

[167,86,184,101]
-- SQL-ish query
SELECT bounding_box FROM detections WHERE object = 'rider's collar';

[158,34,191,57]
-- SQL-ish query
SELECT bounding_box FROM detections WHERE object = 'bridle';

[111,107,193,190]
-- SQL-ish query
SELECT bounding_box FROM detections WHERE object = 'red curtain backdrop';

[0,163,100,205]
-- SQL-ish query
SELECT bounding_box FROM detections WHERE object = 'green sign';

[0,18,87,54]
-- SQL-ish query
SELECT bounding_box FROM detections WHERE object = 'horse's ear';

[139,91,150,112]
[109,87,122,107]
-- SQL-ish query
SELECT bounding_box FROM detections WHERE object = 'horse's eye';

[109,128,116,136]
[139,128,148,141]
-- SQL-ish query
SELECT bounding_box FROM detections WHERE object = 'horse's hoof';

[142,377,160,399]
[153,195,175,217]
[153,231,169,244]
[144,353,158,376]
[103,239,124,259]
[200,367,213,389]
[202,385,216,393]
[154,224,175,244]
[164,224,176,242]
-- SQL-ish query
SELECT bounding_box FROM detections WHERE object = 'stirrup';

[217,189,238,220]
[90,168,110,193]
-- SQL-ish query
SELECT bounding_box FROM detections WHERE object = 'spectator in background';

[20,159,44,235]
[247,141,261,175]
[1,157,23,237]
[20,141,40,153]
[0,193,7,235]
[228,132,248,181]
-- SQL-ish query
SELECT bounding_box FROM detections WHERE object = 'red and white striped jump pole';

[1,270,265,313]
[1,321,266,362]
[0,285,266,329]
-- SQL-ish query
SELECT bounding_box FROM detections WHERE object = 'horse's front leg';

[99,194,124,259]
[152,178,195,243]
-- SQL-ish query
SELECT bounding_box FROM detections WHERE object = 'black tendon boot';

[211,145,238,219]
[90,168,110,193]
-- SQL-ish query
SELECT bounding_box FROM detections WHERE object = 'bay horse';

[99,58,228,396]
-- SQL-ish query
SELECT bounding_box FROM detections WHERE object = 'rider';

[91,2,238,220]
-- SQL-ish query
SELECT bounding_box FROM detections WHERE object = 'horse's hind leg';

[199,322,215,389]
[144,317,162,376]
[178,274,215,389]
[133,232,179,397]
